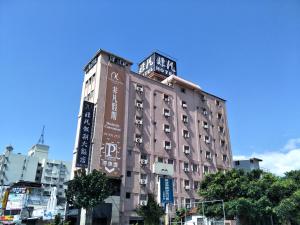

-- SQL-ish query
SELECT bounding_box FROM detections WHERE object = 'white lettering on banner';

[105,143,118,158]
[111,86,118,120]
[110,71,119,81]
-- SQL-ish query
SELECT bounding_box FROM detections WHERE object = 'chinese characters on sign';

[91,62,126,177]
[75,101,94,167]
[139,52,177,77]
[160,177,174,208]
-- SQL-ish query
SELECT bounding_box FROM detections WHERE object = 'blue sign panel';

[139,52,177,77]
[160,177,174,207]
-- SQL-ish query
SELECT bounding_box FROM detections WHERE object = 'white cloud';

[283,138,300,151]
[234,138,300,176]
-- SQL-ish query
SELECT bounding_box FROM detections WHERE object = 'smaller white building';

[233,158,262,172]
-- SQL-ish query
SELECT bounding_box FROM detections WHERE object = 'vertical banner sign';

[160,177,174,207]
[99,64,126,177]
[76,101,94,167]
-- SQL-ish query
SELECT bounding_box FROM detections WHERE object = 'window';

[136,100,143,109]
[183,130,190,138]
[126,171,131,177]
[168,159,174,165]
[164,141,171,150]
[163,108,171,117]
[141,154,147,160]
[185,198,191,208]
[126,192,131,199]
[135,116,143,126]
[217,113,222,120]
[204,136,210,143]
[158,157,164,163]
[206,151,211,159]
[135,134,142,144]
[163,94,170,102]
[194,181,199,190]
[181,88,186,93]
[216,100,220,106]
[164,124,171,133]
[183,145,190,154]
[223,155,227,162]
[184,180,190,187]
[235,161,240,166]
[203,121,208,129]
[192,164,198,172]
[219,126,224,133]
[182,115,188,123]
[140,194,147,201]
[220,140,226,147]
[202,108,208,115]
[182,101,187,109]
[184,162,189,172]
[135,84,144,93]
[201,94,206,102]
[203,165,209,174]
[141,173,147,179]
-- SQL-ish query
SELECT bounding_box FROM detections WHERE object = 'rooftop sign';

[138,52,177,77]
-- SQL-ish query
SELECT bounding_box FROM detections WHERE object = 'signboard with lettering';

[152,162,174,176]
[138,52,177,77]
[75,101,94,167]
[92,63,126,177]
[160,177,174,207]
[6,188,27,210]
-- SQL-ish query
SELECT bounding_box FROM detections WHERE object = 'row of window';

[135,84,224,109]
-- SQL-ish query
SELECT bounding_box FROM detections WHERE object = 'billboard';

[138,52,177,77]
[159,177,174,207]
[76,101,94,167]
[92,63,126,177]
[6,188,27,210]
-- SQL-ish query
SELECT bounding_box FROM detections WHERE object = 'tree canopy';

[136,194,165,225]
[65,169,111,210]
[198,169,300,225]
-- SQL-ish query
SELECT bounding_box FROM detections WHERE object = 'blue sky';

[1,0,300,174]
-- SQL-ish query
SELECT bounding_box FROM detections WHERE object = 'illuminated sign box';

[138,52,177,77]
[152,162,174,177]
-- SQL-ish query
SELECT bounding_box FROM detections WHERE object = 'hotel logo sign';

[138,52,177,77]
[94,63,126,177]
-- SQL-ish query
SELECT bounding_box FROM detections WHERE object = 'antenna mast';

[38,126,45,144]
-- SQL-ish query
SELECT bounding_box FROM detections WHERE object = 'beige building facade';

[71,50,232,224]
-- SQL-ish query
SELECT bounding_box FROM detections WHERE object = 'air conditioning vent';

[183,148,190,154]
[140,159,148,165]
[140,179,147,185]
[185,185,190,190]
[184,168,189,172]
[135,138,143,144]
[164,128,171,133]
[135,120,143,125]
[135,85,144,93]
[140,200,147,206]
[136,102,143,109]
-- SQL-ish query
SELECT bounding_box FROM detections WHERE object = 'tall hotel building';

[71,50,232,224]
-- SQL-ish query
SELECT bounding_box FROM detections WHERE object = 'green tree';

[136,194,165,225]
[65,169,111,225]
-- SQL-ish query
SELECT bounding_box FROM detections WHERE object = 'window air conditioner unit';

[183,148,190,154]
[164,127,171,133]
[165,145,171,150]
[203,124,209,129]
[140,200,147,206]
[135,138,143,144]
[136,102,143,109]
[135,120,143,125]
[140,159,148,165]
[140,179,147,185]
[183,118,188,123]
[183,133,190,138]
[164,97,170,102]
[164,111,170,117]
[205,139,210,144]
[185,186,190,190]
[136,85,144,93]
[182,103,187,109]
[184,167,189,172]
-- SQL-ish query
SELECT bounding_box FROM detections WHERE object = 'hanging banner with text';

[160,177,174,207]
[75,101,94,167]
[96,63,126,177]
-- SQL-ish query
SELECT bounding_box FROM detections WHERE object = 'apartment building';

[71,50,233,224]
[0,144,71,205]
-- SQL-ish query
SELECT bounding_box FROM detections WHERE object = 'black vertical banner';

[76,101,94,167]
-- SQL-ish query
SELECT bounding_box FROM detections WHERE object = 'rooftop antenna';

[37,126,45,144]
